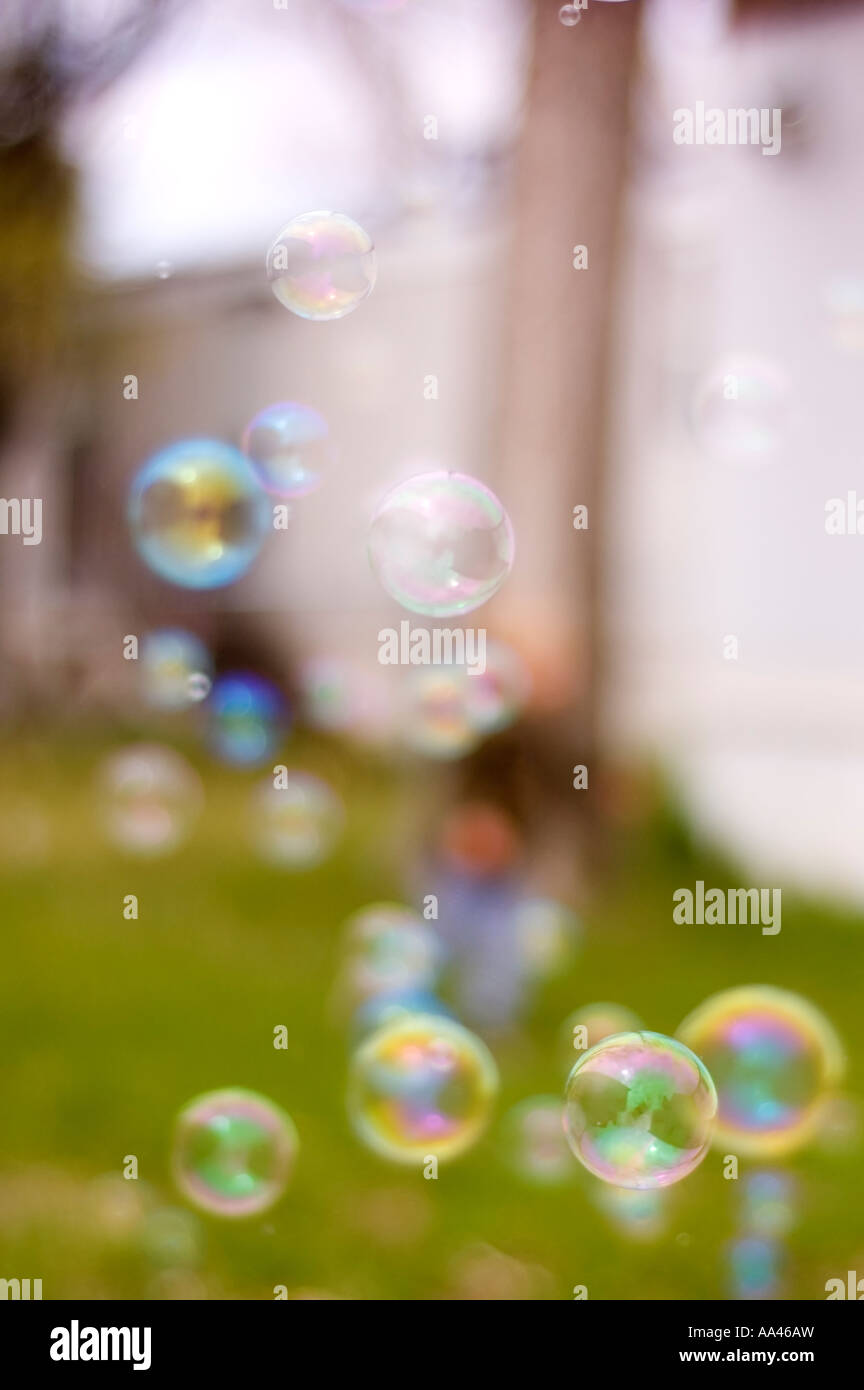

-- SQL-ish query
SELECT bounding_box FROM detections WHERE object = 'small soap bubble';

[155,260,173,280]
[342,903,441,1002]
[266,211,376,321]
[187,671,212,703]
[348,1014,499,1164]
[241,402,330,498]
[351,989,452,1042]
[463,639,530,735]
[251,772,343,868]
[98,744,202,856]
[677,986,845,1157]
[172,1088,298,1218]
[401,666,481,760]
[558,4,582,25]
[739,1169,799,1239]
[726,1235,782,1300]
[128,439,270,589]
[564,1031,717,1188]
[691,357,788,465]
[206,672,287,767]
[140,629,213,712]
[368,471,514,617]
[500,1097,574,1186]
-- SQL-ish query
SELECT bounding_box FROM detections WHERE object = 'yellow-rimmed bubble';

[676,985,845,1156]
[348,1014,499,1164]
[266,212,376,321]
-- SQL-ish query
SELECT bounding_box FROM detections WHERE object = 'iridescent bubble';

[98,744,202,856]
[241,403,329,498]
[348,1014,499,1164]
[251,772,343,868]
[342,902,441,1001]
[676,986,845,1157]
[187,672,212,703]
[401,665,481,759]
[463,640,530,735]
[515,898,581,979]
[563,1031,717,1189]
[691,357,788,464]
[592,1183,670,1242]
[128,439,270,589]
[172,1088,298,1218]
[500,1097,573,1186]
[206,672,286,767]
[561,1004,644,1070]
[368,471,514,617]
[727,1236,782,1300]
[140,629,213,712]
[266,211,376,321]
[739,1169,799,1239]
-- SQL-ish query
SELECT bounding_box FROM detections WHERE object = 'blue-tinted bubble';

[352,989,452,1042]
[727,1236,782,1300]
[128,439,270,589]
[242,403,329,498]
[206,673,286,767]
[141,629,213,711]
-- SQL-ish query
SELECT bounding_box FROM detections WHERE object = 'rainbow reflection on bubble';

[368,471,514,617]
[691,356,788,465]
[500,1096,573,1186]
[564,1031,717,1189]
[206,672,286,767]
[141,629,212,711]
[348,1014,499,1164]
[173,1088,298,1218]
[251,772,343,869]
[242,402,329,498]
[98,744,202,856]
[266,211,376,321]
[128,439,270,589]
[676,986,845,1157]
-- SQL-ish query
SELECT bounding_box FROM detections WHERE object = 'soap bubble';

[463,640,530,735]
[516,898,581,979]
[727,1236,782,1300]
[206,672,286,767]
[348,1014,499,1164]
[351,989,452,1042]
[691,357,788,464]
[561,1004,644,1070]
[738,1170,799,1239]
[558,4,582,24]
[128,439,270,589]
[500,1097,574,1186]
[677,986,845,1157]
[266,211,376,321]
[592,1183,670,1242]
[251,772,343,868]
[140,629,213,712]
[98,744,202,856]
[173,1088,298,1218]
[241,403,329,498]
[342,903,441,1000]
[401,666,481,759]
[368,471,514,617]
[564,1031,717,1188]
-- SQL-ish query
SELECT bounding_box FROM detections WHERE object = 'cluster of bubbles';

[140,629,213,710]
[368,471,514,617]
[172,1088,299,1218]
[676,985,845,1157]
[250,772,344,869]
[563,1031,718,1189]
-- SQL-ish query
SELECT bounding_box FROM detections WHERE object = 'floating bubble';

[155,260,173,280]
[128,439,270,589]
[727,1235,782,1300]
[463,640,530,735]
[172,1088,298,1218]
[251,772,343,868]
[561,1003,644,1071]
[187,672,212,702]
[206,672,286,767]
[241,403,329,498]
[266,211,376,321]
[500,1097,573,1186]
[368,471,514,617]
[401,666,481,759]
[351,989,452,1042]
[739,1169,799,1239]
[558,3,582,24]
[98,744,202,856]
[516,898,580,979]
[691,357,788,464]
[348,1014,499,1164]
[592,1182,670,1242]
[140,629,213,712]
[564,1031,717,1189]
[677,986,845,1157]
[342,903,440,1001]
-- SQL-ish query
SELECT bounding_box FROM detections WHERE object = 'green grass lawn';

[0,734,861,1300]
